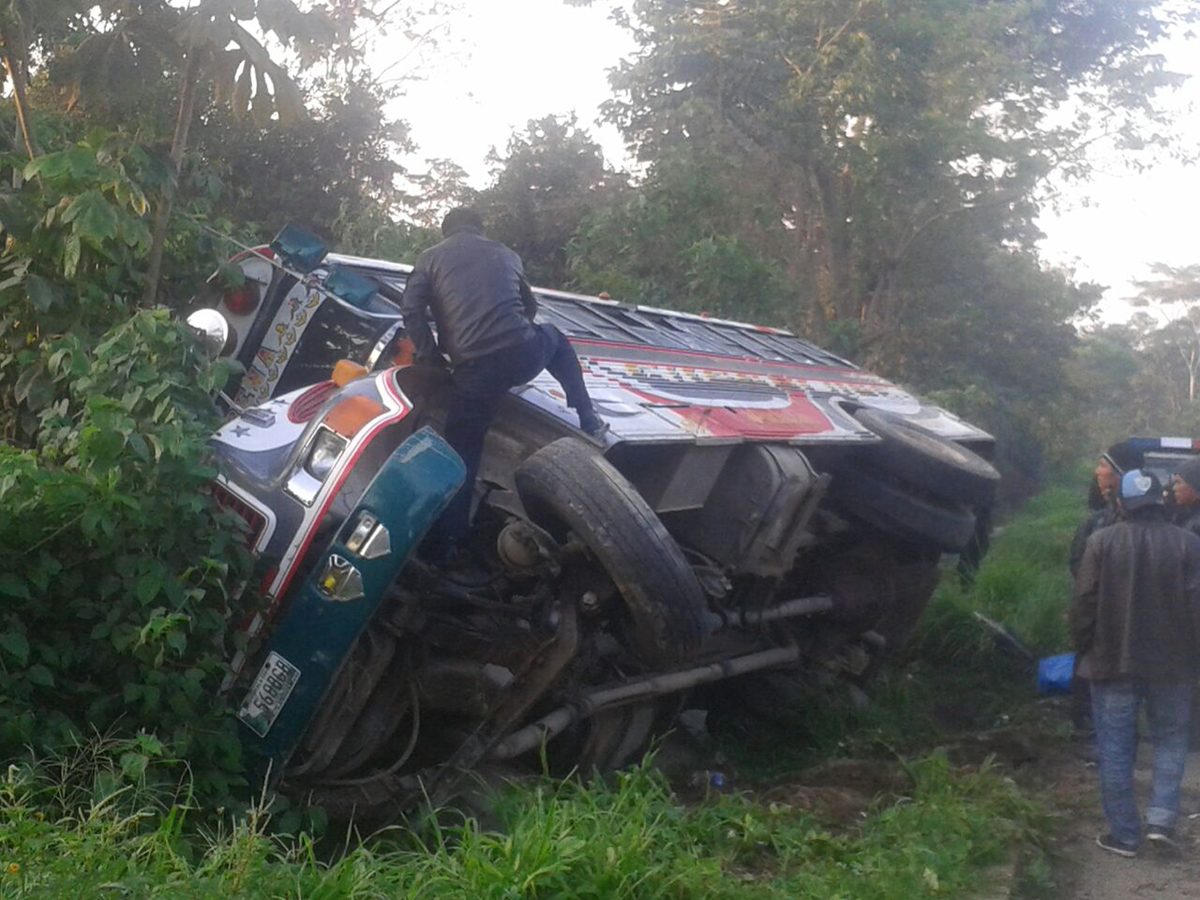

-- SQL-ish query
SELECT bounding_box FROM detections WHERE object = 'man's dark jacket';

[1174,504,1200,540]
[400,228,538,366]
[1068,504,1116,580]
[1071,512,1200,682]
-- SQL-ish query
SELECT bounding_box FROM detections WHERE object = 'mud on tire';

[515,437,709,666]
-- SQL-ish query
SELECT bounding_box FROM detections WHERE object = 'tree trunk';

[142,50,204,307]
[859,258,900,368]
[809,160,855,323]
[0,19,39,160]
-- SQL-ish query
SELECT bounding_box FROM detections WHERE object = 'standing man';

[1072,469,1200,857]
[1067,442,1145,736]
[1171,456,1200,538]
[1069,442,1144,579]
[401,207,606,559]
[1170,456,1200,749]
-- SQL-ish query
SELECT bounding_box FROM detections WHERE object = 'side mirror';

[270,225,328,274]
[325,265,379,308]
[187,308,232,358]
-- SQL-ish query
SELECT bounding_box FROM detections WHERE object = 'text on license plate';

[238,651,301,738]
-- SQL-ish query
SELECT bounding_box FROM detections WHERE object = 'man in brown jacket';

[1073,469,1200,857]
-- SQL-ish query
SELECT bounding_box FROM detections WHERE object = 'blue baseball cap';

[1119,469,1162,510]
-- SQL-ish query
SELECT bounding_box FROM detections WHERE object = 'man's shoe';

[1096,832,1138,858]
[577,408,609,439]
[1145,825,1178,850]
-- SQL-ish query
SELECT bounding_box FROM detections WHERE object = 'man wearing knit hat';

[1069,441,1147,577]
[1169,455,1200,750]
[1170,456,1200,539]
[1073,468,1200,857]
[1067,442,1147,736]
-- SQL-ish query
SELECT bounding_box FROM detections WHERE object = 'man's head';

[1118,468,1163,515]
[441,207,484,237]
[1172,457,1200,508]
[1096,441,1145,501]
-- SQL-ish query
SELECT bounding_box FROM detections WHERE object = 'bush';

[0,133,257,802]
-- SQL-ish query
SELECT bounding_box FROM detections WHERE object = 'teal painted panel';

[238,426,464,773]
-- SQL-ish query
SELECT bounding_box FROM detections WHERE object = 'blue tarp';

[1037,653,1075,694]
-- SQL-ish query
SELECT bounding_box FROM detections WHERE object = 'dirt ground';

[1037,737,1200,899]
[649,699,1200,899]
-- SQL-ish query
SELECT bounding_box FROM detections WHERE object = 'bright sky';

[1037,28,1200,311]
[386,0,633,183]
[385,0,1200,319]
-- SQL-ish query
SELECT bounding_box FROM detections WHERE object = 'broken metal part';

[322,650,416,778]
[708,594,833,632]
[306,600,580,814]
[579,590,602,616]
[416,659,515,718]
[417,600,580,810]
[489,643,803,761]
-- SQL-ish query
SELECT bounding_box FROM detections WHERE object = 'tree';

[51,0,367,303]
[568,147,793,323]
[1132,263,1200,402]
[0,0,85,161]
[145,0,338,304]
[602,0,1191,357]
[196,77,412,243]
[402,157,478,230]
[479,114,627,286]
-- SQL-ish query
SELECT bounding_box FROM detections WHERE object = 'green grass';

[0,754,1047,900]
[961,487,1080,655]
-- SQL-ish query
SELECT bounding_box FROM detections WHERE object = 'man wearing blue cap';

[1073,468,1200,857]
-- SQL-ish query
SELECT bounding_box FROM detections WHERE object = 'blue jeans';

[1091,679,1193,845]
[432,324,594,549]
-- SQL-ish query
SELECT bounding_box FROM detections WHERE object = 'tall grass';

[911,487,1079,668]
[959,487,1080,655]
[0,752,1045,900]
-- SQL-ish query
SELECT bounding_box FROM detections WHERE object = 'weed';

[0,753,1047,900]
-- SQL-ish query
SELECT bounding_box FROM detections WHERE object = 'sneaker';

[1145,825,1178,850]
[577,408,609,439]
[1096,832,1138,858]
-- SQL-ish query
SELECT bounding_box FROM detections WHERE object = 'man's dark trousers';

[433,323,593,550]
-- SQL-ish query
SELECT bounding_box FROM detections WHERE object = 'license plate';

[238,651,301,738]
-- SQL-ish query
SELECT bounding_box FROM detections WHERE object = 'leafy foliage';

[602,0,1189,341]
[195,78,413,245]
[0,133,257,802]
[568,148,792,323]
